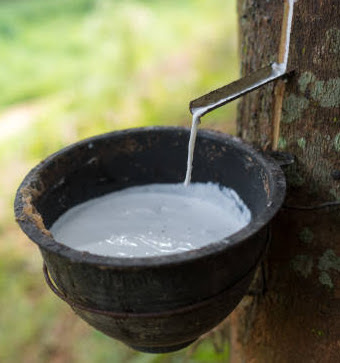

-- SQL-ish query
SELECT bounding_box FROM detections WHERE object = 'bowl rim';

[14,126,286,268]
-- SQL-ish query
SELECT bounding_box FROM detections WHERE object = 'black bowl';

[15,127,285,353]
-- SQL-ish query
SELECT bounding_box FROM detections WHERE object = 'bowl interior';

[15,126,285,265]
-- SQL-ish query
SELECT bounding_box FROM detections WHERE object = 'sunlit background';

[0,0,238,361]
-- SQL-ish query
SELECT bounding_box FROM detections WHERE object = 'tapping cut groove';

[272,0,296,150]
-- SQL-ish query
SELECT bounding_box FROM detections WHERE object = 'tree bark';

[231,1,340,362]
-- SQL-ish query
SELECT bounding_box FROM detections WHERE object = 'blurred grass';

[0,0,238,361]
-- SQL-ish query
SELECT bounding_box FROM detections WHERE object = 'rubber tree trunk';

[231,1,340,362]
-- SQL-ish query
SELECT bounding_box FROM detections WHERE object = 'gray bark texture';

[231,1,340,362]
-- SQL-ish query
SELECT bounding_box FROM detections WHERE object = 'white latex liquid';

[51,183,251,257]
[184,110,201,186]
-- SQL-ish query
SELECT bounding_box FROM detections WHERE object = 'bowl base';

[128,340,196,353]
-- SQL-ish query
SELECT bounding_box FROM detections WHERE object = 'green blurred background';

[0,0,238,361]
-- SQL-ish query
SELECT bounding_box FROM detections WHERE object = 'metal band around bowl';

[43,257,260,319]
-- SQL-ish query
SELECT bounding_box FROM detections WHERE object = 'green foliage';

[0,0,237,361]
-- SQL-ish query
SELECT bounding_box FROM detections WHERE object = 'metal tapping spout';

[189,63,287,118]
